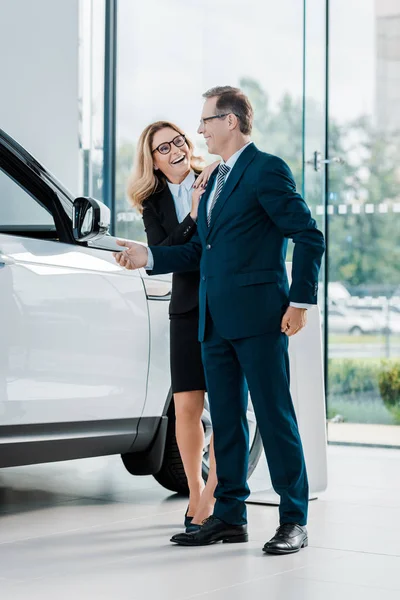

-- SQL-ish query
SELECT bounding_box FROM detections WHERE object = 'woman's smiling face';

[151,127,191,183]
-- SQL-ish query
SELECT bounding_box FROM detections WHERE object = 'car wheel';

[349,326,363,336]
[153,393,263,496]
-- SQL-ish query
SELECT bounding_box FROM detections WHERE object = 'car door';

[0,163,149,428]
[328,308,347,334]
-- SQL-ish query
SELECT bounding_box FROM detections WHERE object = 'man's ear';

[228,114,238,130]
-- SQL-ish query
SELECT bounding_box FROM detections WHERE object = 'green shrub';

[328,359,380,395]
[378,362,400,423]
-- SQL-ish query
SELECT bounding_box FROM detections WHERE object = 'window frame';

[0,136,75,245]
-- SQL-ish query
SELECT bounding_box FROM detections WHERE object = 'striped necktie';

[207,163,231,226]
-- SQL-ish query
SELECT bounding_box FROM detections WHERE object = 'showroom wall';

[0,0,80,195]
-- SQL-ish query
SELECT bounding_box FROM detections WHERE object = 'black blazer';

[142,181,199,315]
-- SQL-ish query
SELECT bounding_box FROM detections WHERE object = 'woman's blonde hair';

[127,121,204,211]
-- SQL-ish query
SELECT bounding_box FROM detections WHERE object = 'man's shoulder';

[253,148,289,171]
[249,148,296,189]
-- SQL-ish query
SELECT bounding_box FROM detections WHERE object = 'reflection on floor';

[0,445,399,600]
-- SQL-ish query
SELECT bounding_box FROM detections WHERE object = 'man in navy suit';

[114,86,325,554]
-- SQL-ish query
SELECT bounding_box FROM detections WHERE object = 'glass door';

[327,0,400,445]
[303,0,328,411]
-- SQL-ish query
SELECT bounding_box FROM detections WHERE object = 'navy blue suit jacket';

[150,143,325,342]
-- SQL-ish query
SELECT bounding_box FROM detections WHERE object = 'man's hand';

[113,239,148,270]
[281,306,307,337]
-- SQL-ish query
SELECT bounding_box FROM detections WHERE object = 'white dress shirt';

[206,142,252,215]
[146,144,311,309]
[167,170,195,223]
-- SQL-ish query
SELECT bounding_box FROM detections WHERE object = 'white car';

[0,129,262,494]
[327,306,377,336]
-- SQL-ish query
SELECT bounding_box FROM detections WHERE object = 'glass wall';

[80,0,400,445]
[327,0,400,438]
[114,0,306,241]
[78,0,106,201]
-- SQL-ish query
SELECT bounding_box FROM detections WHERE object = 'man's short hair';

[202,86,253,135]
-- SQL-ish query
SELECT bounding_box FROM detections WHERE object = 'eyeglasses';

[152,134,186,155]
[199,113,238,127]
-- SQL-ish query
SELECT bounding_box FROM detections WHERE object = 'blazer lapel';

[197,169,218,240]
[207,143,257,236]
[157,185,179,231]
[158,173,203,232]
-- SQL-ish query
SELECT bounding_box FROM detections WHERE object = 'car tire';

[153,400,263,496]
[349,326,363,336]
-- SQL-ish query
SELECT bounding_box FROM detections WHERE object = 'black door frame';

[103,0,118,236]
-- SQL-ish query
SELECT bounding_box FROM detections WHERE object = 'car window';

[0,168,56,233]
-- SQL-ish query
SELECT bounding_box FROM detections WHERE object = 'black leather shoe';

[263,523,308,555]
[171,516,248,546]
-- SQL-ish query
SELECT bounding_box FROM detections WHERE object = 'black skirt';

[170,307,206,394]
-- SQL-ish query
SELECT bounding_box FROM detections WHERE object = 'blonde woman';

[128,121,219,530]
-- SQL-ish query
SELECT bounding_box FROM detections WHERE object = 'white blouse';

[167,170,195,223]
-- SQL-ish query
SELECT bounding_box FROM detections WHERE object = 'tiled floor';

[0,445,399,599]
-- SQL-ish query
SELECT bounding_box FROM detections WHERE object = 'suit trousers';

[201,312,309,526]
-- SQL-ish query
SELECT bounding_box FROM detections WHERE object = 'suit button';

[202,276,206,281]
[206,244,211,250]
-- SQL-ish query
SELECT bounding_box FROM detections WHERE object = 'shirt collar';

[224,141,253,170]
[167,170,195,196]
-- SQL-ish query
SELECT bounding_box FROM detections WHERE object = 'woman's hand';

[194,160,220,190]
[190,186,205,220]
[190,160,220,219]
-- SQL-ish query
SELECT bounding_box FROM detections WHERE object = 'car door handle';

[0,253,15,267]
[143,279,172,301]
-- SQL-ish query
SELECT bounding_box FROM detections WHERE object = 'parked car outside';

[324,305,377,335]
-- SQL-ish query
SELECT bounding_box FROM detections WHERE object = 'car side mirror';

[72,197,110,242]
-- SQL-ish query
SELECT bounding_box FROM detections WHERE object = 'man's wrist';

[145,247,154,270]
[290,302,311,310]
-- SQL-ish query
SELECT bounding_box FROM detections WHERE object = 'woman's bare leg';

[191,433,217,524]
[174,390,206,516]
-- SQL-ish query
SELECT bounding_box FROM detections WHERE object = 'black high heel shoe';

[184,508,201,532]
[184,507,193,529]
[186,522,201,533]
